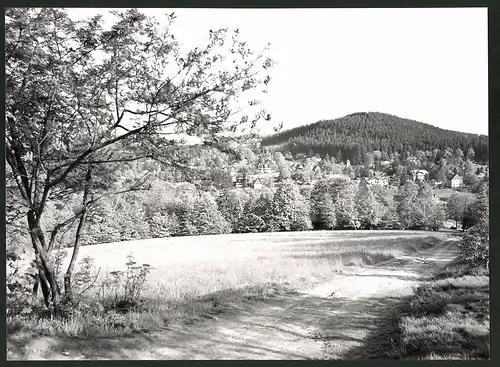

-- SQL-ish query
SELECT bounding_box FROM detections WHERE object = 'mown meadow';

[8,231,444,339]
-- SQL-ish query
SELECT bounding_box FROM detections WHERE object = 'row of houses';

[229,157,468,190]
[411,169,464,188]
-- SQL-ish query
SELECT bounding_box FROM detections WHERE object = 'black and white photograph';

[5,6,489,360]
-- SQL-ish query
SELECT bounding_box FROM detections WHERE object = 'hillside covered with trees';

[261,112,488,164]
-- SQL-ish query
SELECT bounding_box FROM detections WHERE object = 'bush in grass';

[237,213,266,233]
[460,216,489,267]
[237,191,274,233]
[149,212,180,238]
[6,245,39,318]
[192,193,232,235]
[99,254,152,312]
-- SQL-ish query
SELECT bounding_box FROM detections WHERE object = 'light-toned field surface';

[433,189,476,202]
[62,230,448,301]
[7,233,461,360]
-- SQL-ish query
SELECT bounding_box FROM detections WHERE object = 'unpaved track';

[7,236,461,360]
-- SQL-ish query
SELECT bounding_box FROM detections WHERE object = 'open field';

[433,189,476,202]
[62,231,448,302]
[9,231,449,341]
[7,232,464,360]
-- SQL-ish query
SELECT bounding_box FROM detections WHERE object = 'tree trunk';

[64,209,87,298]
[27,210,60,315]
[64,166,92,300]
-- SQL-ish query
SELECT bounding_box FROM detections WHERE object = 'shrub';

[6,247,39,318]
[149,212,179,238]
[236,213,266,233]
[460,217,489,267]
[99,254,152,312]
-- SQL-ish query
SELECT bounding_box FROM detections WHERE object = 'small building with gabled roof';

[451,174,463,189]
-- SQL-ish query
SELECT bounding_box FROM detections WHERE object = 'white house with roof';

[366,176,389,187]
[411,169,428,181]
[252,178,265,190]
[451,174,463,189]
[258,159,275,174]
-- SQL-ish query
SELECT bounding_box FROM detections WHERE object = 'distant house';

[451,174,463,189]
[411,169,428,182]
[291,162,305,171]
[258,159,275,174]
[253,178,264,190]
[366,176,389,187]
[229,167,238,182]
[381,160,391,167]
[234,172,248,188]
[434,180,443,188]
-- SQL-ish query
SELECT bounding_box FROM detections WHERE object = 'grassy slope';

[354,259,489,360]
[7,231,444,339]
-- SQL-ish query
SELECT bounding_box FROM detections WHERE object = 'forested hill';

[261,112,488,164]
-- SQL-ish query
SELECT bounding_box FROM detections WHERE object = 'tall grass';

[351,259,490,360]
[8,231,444,339]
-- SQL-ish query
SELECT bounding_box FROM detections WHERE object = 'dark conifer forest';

[261,112,488,164]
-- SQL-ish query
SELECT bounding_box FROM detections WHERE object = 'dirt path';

[8,236,461,360]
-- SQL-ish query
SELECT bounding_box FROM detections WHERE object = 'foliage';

[271,181,311,231]
[395,180,420,229]
[413,182,445,230]
[274,151,291,181]
[238,213,267,233]
[446,192,467,228]
[100,254,152,311]
[262,112,488,164]
[149,212,180,238]
[460,217,489,267]
[5,7,274,312]
[355,179,380,229]
[312,175,357,229]
[217,190,248,232]
[462,183,488,231]
[312,192,337,230]
[463,172,480,190]
[192,193,232,235]
[6,246,39,317]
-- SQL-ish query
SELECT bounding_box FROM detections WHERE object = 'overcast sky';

[66,8,488,136]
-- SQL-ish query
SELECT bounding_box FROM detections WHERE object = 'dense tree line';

[261,112,488,164]
[7,141,488,255]
[10,174,487,251]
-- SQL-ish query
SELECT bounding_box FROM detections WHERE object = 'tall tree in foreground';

[5,8,274,313]
[271,181,312,231]
[355,179,380,229]
[446,192,467,229]
[313,192,337,230]
[217,189,248,233]
[395,180,419,229]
